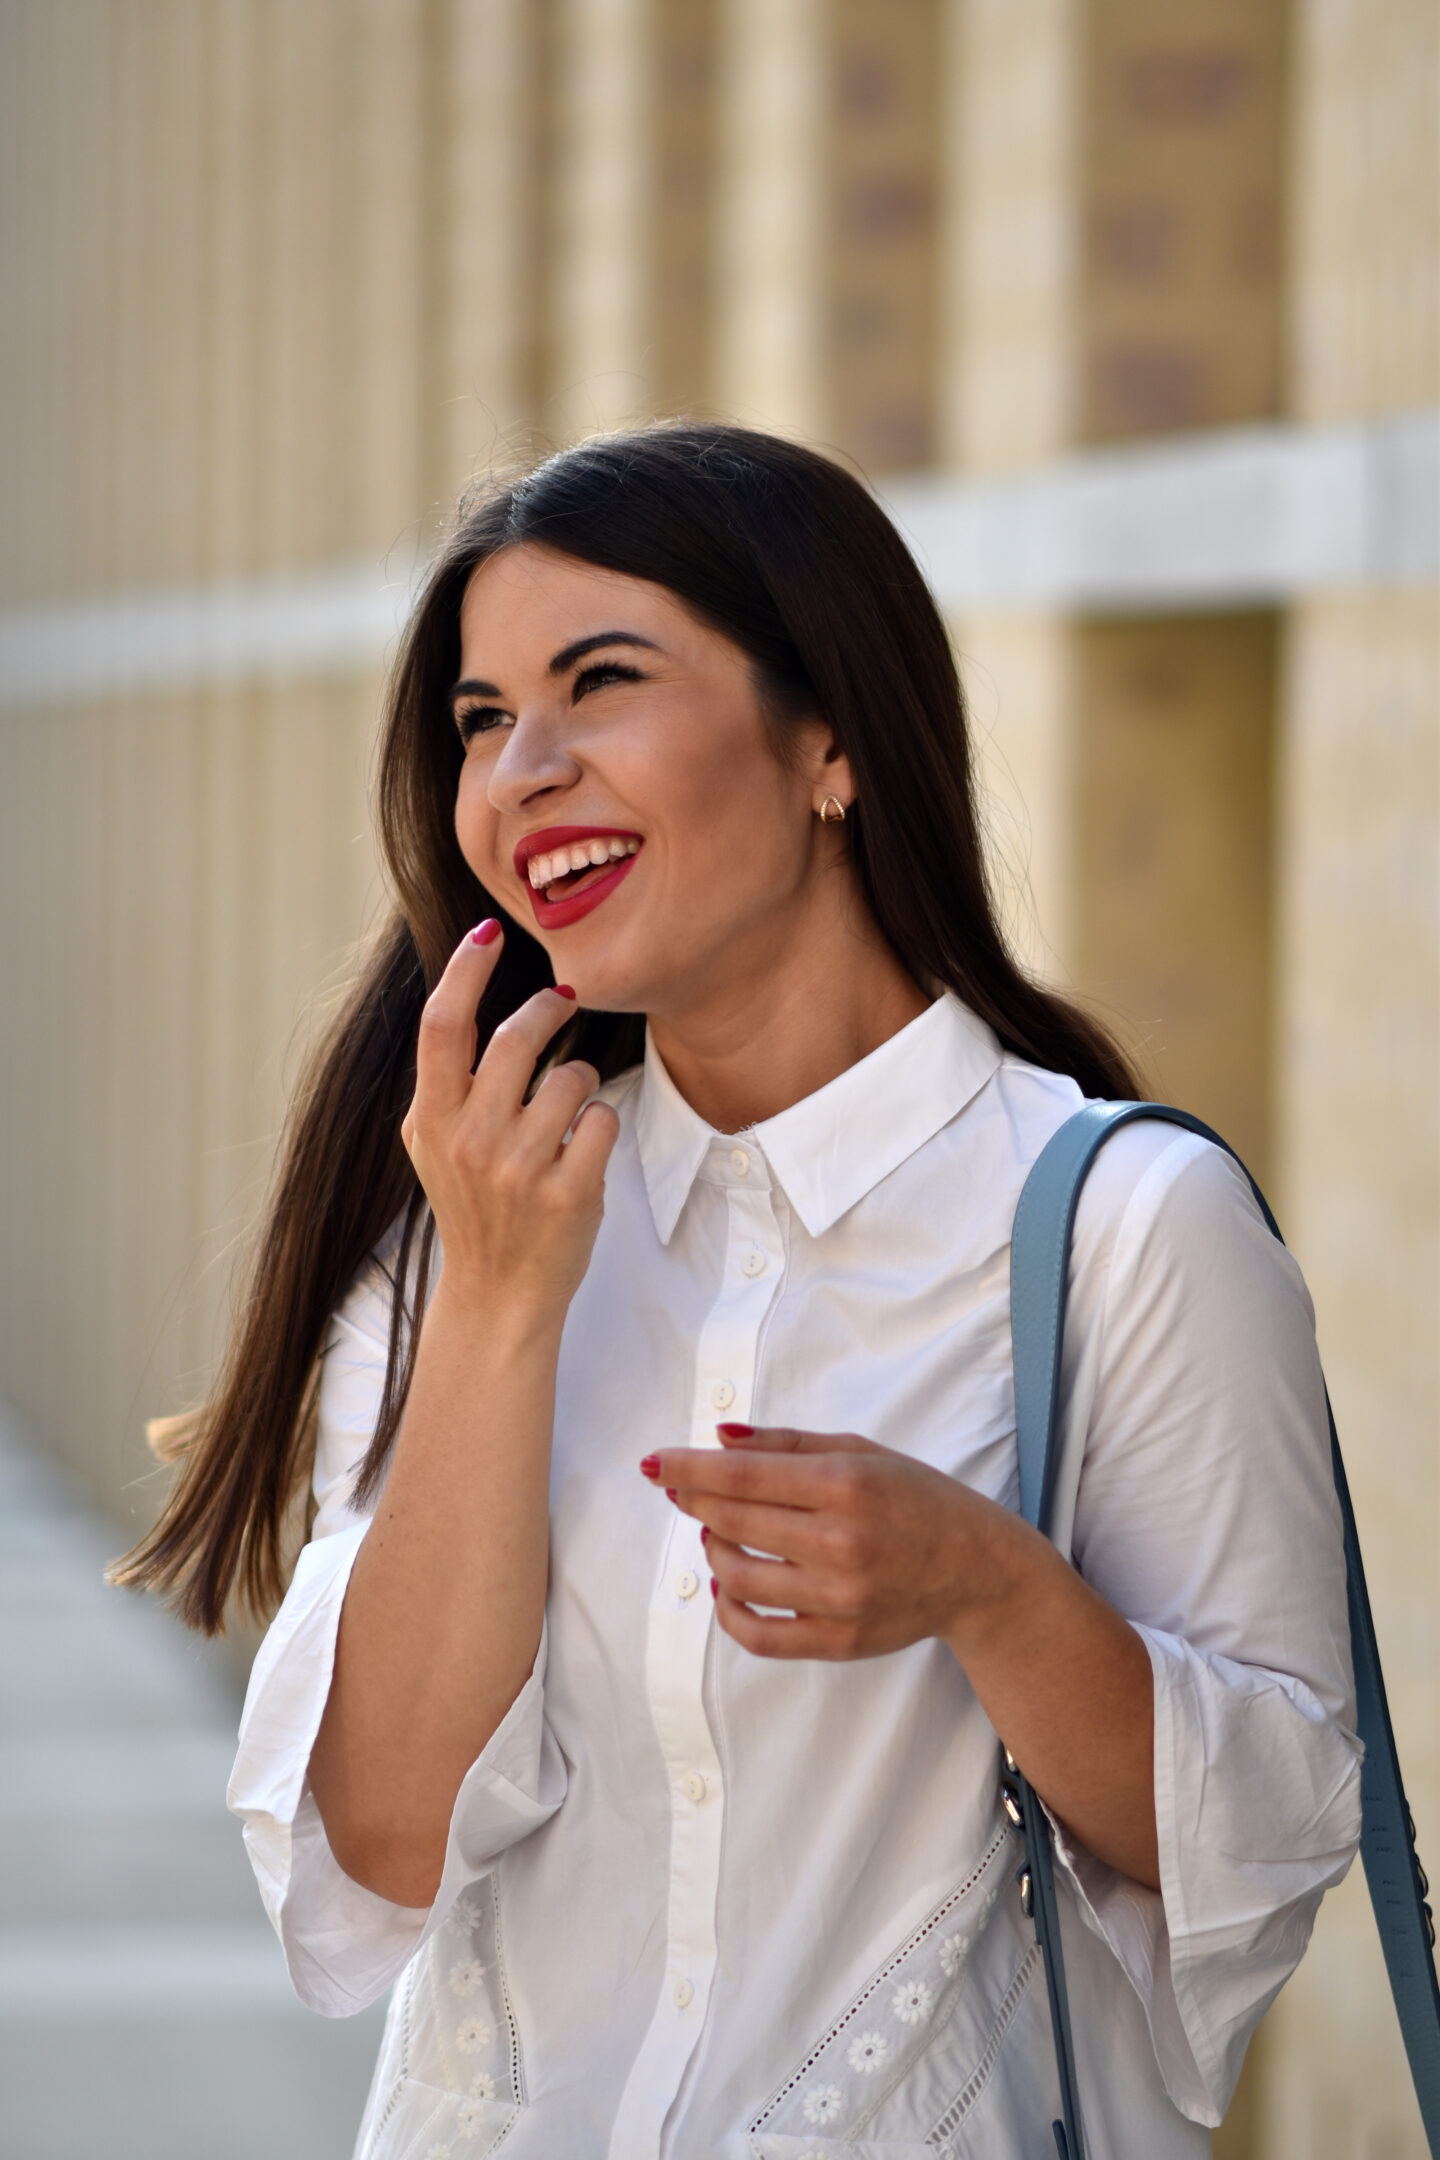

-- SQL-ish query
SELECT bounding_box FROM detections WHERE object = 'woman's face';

[451,543,853,1019]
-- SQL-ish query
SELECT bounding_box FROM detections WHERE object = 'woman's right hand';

[401,920,620,1324]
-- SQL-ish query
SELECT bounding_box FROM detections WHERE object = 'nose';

[485,702,583,816]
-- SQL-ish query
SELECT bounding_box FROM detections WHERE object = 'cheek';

[453,762,494,874]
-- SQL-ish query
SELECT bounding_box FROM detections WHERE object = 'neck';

[646,898,931,1134]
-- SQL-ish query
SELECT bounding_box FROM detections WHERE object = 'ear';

[796,716,855,821]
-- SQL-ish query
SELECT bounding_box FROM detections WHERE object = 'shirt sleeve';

[226,1228,568,2017]
[1041,1126,1363,2126]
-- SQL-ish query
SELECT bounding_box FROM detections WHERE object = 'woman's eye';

[573,662,644,701]
[455,706,508,745]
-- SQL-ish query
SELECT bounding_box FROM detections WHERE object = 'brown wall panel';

[1073,613,1276,1179]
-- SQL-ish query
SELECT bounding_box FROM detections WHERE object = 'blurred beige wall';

[0,4,1434,2152]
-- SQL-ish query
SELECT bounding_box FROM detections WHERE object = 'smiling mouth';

[512,826,645,930]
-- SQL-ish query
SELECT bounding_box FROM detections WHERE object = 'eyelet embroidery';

[748,1820,1014,2145]
[891,1978,934,2025]
[801,2084,845,2126]
[846,2030,891,2076]
[357,1879,526,2156]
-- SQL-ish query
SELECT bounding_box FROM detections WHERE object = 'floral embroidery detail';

[846,2029,890,2076]
[938,1930,969,1977]
[456,2098,487,2139]
[468,2071,498,2101]
[455,2015,494,2055]
[449,1957,486,1996]
[426,2148,451,2160]
[801,2083,845,2126]
[891,1977,934,2025]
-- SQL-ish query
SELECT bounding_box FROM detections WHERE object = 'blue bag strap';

[1009,1100,1440,2160]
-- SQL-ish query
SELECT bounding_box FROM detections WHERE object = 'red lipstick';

[514,825,644,931]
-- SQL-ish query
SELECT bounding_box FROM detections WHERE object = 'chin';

[533,934,652,1018]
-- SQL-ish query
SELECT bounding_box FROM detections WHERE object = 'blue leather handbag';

[1007,1102,1440,2160]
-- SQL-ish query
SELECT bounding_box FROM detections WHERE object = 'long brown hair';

[114,421,1138,1632]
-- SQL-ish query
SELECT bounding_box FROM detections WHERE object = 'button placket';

[608,1164,786,2159]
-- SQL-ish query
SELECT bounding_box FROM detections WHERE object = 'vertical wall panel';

[651,0,720,417]
[1267,588,1437,2160]
[547,0,656,434]
[823,0,942,474]
[940,0,1079,473]
[1079,0,1288,441]
[713,0,824,434]
[435,0,539,499]
[1073,614,1276,1174]
[1290,0,1439,424]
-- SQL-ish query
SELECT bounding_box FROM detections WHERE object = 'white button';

[675,1569,700,1601]
[679,1770,707,1803]
[741,1249,766,1278]
[711,1380,735,1411]
[729,1147,750,1176]
[673,1977,695,2009]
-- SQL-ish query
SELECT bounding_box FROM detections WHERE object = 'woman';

[120,424,1361,2158]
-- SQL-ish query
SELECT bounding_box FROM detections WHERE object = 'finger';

[656,1444,870,1512]
[513,1061,601,1167]
[412,921,505,1122]
[716,1422,881,1458]
[714,1591,860,1662]
[676,1491,827,1564]
[473,986,582,1119]
[559,1096,620,1186]
[706,1533,845,1616]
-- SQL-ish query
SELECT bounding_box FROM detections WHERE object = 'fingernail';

[639,1455,660,1480]
[699,1525,709,1546]
[665,1487,677,1503]
[554,984,577,1000]
[710,1577,718,1598]
[471,918,501,945]
[716,1422,754,1439]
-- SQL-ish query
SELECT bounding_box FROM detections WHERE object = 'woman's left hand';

[647,1421,1162,1888]
[651,1422,1025,1663]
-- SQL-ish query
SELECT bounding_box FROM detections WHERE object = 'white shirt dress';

[228,994,1362,2159]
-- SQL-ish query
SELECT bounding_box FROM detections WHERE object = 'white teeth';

[526,837,641,889]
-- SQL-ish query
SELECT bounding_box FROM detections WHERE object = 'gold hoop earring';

[819,794,847,824]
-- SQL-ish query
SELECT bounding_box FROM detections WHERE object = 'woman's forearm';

[307,1281,562,1907]
[941,1499,1159,1890]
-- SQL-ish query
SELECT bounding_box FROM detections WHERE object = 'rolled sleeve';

[228,1524,566,2015]
[1043,1126,1364,2122]
[226,1227,567,2017]
[1050,1629,1362,2122]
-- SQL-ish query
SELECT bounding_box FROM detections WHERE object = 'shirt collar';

[634,994,1003,1244]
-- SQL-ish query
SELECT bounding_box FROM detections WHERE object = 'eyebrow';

[450,629,662,707]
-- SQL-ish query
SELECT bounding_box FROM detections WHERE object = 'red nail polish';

[710,1577,718,1597]
[699,1525,709,1546]
[665,1487,677,1503]
[554,984,577,1000]
[639,1455,660,1480]
[716,1422,754,1439]
[470,918,501,945]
